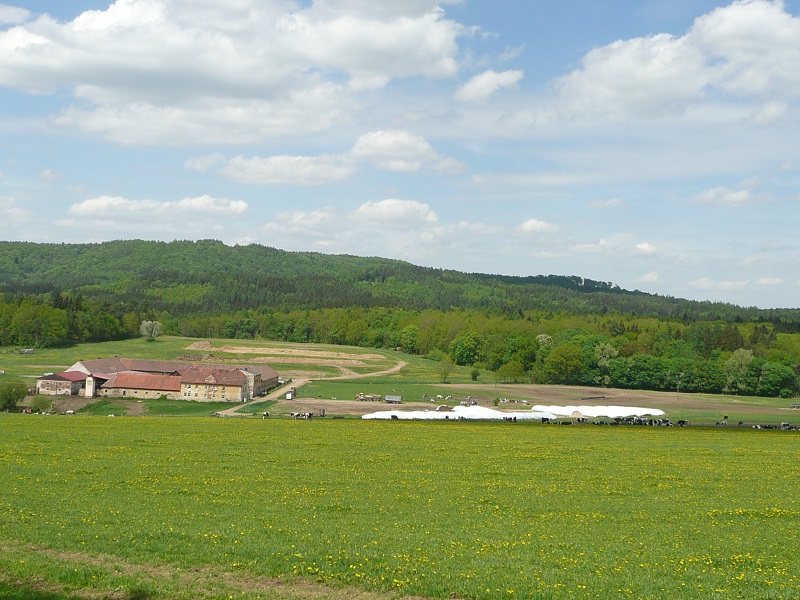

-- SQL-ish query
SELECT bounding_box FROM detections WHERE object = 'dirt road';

[216,360,408,416]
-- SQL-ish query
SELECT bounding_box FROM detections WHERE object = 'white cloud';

[195,129,463,185]
[0,4,28,25]
[697,186,754,206]
[751,101,788,125]
[692,0,800,100]
[552,0,800,122]
[0,0,465,144]
[262,199,452,261]
[635,242,658,255]
[175,195,248,215]
[264,207,338,236]
[349,130,464,173]
[556,33,708,120]
[352,198,438,226]
[68,194,247,219]
[52,92,345,145]
[638,271,661,284]
[455,69,523,103]
[572,234,656,257]
[518,218,558,233]
[311,0,455,20]
[221,155,354,185]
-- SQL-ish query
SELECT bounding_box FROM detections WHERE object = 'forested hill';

[4,240,800,398]
[0,239,798,323]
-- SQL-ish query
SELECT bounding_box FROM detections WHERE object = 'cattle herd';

[289,411,314,420]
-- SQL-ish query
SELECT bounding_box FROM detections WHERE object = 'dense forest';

[1,239,798,397]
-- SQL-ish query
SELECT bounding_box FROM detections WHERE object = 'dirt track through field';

[187,341,386,360]
[1,541,426,600]
[216,359,408,416]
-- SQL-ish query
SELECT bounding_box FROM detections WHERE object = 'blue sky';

[1,0,798,309]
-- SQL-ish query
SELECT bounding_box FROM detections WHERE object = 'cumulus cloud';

[221,155,354,185]
[262,199,453,261]
[553,0,800,122]
[518,218,558,233]
[0,0,465,144]
[263,207,338,237]
[697,186,754,206]
[349,130,464,173]
[194,129,464,184]
[0,4,28,24]
[455,69,523,103]
[68,194,247,219]
[352,198,438,226]
[638,271,661,284]
[572,234,657,257]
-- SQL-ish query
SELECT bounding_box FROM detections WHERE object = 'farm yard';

[2,337,800,599]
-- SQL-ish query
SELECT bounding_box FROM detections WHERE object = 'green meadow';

[1,415,798,599]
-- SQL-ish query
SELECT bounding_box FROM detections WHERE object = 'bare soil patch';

[274,398,436,417]
[1,542,424,600]
[52,396,96,413]
[451,383,795,419]
[252,356,368,367]
[187,341,385,360]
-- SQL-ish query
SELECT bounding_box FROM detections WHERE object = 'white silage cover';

[362,404,664,420]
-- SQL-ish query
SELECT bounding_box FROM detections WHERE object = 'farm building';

[36,371,87,396]
[180,367,250,402]
[37,357,278,402]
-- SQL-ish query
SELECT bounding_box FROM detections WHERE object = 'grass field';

[2,336,800,598]
[1,415,798,599]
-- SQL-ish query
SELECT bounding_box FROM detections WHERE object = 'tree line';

[0,240,798,398]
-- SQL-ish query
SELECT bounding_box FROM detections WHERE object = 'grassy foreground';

[1,415,798,599]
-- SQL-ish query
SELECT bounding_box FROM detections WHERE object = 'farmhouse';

[180,367,250,402]
[36,357,278,403]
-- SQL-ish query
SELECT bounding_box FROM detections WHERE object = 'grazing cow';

[262,411,270,419]
[677,420,688,427]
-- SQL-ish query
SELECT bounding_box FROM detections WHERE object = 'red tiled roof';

[180,367,246,386]
[99,371,182,392]
[38,373,70,382]
[58,371,88,382]
[70,357,276,386]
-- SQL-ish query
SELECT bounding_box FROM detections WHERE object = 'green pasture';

[74,398,235,417]
[1,415,798,599]
[3,336,798,424]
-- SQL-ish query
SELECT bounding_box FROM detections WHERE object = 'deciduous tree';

[0,381,28,411]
